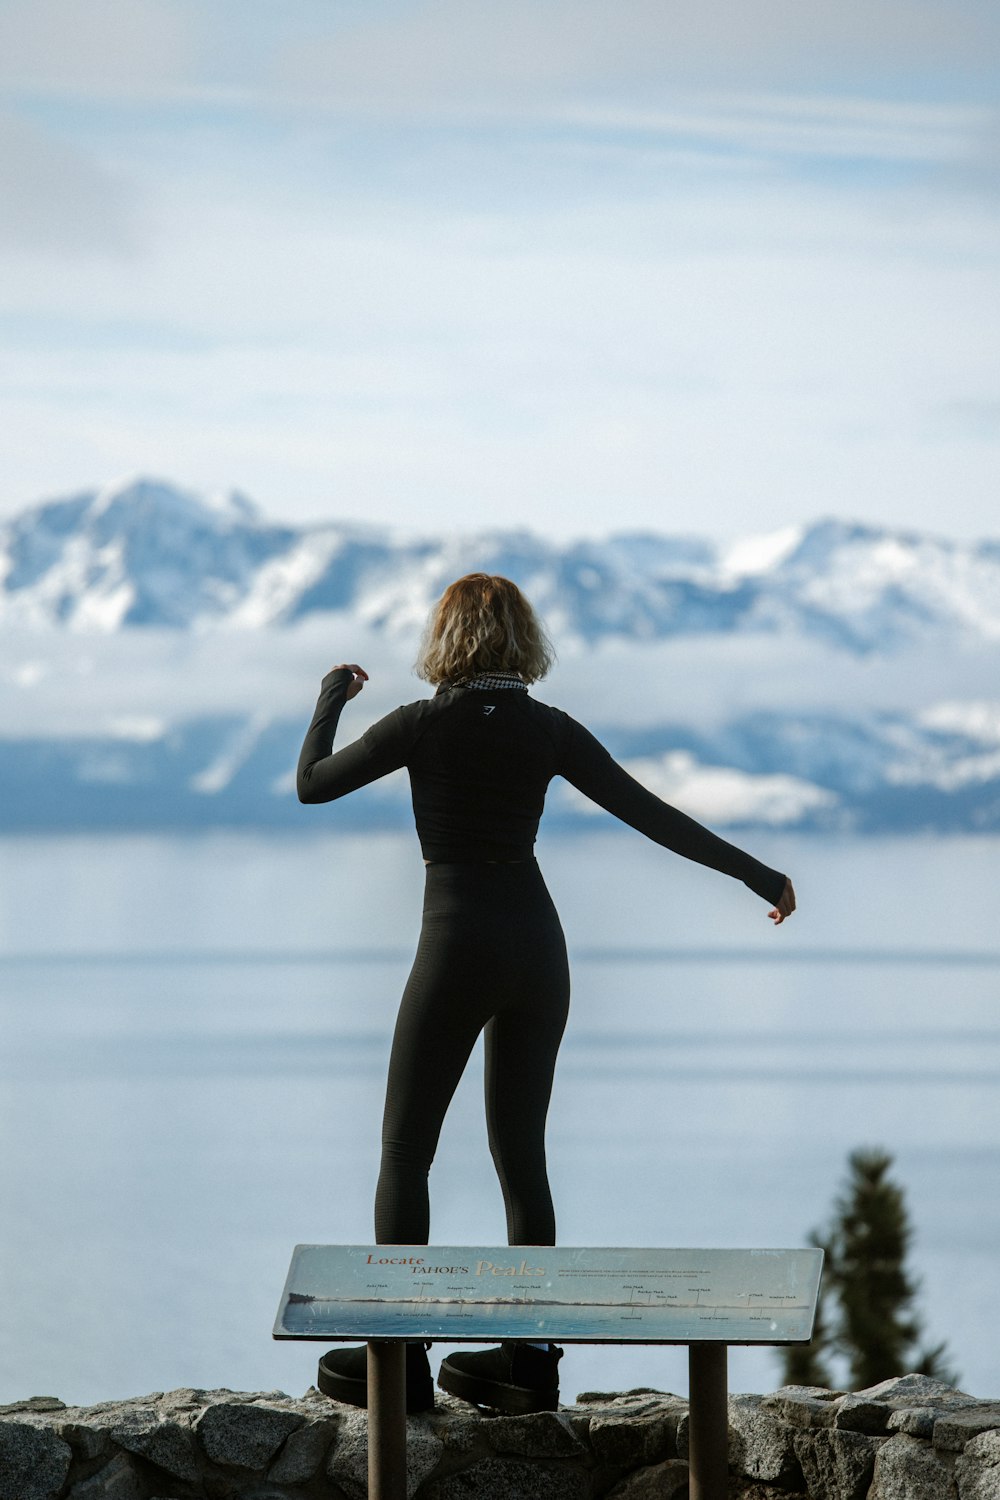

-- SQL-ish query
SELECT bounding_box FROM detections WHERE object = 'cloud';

[550,96,989,171]
[275,0,1000,113]
[0,0,198,98]
[0,617,410,737]
[0,111,141,255]
[931,108,1000,196]
[1,0,995,115]
[0,155,997,538]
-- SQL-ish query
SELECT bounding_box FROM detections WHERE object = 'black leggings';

[374,860,570,1247]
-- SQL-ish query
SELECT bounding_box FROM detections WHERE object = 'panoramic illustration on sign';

[274,1245,823,1345]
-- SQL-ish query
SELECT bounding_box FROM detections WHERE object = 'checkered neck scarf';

[455,671,528,692]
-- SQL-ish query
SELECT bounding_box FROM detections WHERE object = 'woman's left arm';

[557,714,793,915]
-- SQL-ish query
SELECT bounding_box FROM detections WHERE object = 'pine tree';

[782,1148,956,1391]
[830,1148,923,1388]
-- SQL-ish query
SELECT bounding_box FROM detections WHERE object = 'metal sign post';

[275,1245,823,1500]
[688,1343,729,1500]
[366,1341,406,1499]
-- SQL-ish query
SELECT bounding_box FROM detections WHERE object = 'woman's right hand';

[330,663,369,700]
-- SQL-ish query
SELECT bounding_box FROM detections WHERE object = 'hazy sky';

[1,0,998,540]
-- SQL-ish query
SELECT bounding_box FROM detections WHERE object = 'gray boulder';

[0,1397,66,1416]
[835,1396,892,1436]
[423,1456,593,1499]
[888,1407,939,1440]
[762,1389,839,1430]
[66,1453,145,1500]
[0,1421,73,1500]
[859,1375,973,1406]
[868,1433,958,1500]
[195,1398,305,1468]
[793,1425,884,1500]
[475,1410,587,1462]
[728,1392,802,1486]
[587,1402,678,1469]
[108,1405,201,1483]
[267,1412,340,1482]
[935,1406,1000,1454]
[955,1429,1000,1500]
[604,1458,690,1498]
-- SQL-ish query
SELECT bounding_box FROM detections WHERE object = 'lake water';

[1,829,998,1407]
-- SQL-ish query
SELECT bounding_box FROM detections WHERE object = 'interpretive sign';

[274,1244,823,1345]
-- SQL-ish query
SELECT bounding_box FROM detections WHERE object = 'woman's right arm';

[296,665,406,804]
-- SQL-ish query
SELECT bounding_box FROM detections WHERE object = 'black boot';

[317,1342,434,1413]
[437,1341,563,1413]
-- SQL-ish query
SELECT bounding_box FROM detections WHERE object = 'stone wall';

[2,1373,999,1500]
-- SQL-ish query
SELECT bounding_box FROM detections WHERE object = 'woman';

[297,574,795,1415]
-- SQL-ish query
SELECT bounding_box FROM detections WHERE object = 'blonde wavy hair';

[415,574,555,686]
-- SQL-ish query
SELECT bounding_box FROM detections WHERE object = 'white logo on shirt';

[483,705,496,715]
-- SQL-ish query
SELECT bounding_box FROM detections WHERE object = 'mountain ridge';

[3,475,1000,654]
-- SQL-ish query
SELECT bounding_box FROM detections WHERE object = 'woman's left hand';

[768,878,796,925]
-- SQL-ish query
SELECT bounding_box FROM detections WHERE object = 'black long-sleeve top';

[297,669,787,905]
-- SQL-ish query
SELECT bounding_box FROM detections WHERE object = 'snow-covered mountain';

[2,477,998,833]
[0,479,296,630]
[3,476,1000,653]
